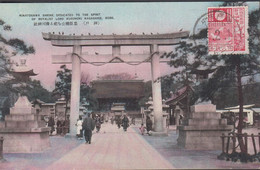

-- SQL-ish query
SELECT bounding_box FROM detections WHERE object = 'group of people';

[47,116,70,136]
[114,115,130,131]
[48,112,154,144]
[139,116,153,136]
[75,113,102,144]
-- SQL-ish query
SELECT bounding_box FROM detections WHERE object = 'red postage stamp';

[208,6,248,55]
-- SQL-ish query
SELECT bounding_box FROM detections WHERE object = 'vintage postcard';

[0,1,259,169]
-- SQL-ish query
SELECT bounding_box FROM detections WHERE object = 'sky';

[0,2,259,91]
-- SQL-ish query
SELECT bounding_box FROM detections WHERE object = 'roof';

[225,104,255,110]
[42,31,190,41]
[165,86,193,105]
[32,99,45,105]
[92,80,144,99]
[224,108,253,113]
[111,107,125,111]
[10,69,37,76]
[112,103,126,106]
[252,108,260,113]
[42,103,56,106]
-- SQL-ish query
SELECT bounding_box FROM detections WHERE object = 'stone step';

[5,114,41,121]
[10,107,36,115]
[178,124,233,131]
[190,104,216,113]
[187,118,227,126]
[5,120,46,128]
[190,112,221,119]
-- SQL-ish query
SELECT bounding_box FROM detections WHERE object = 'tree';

[80,83,98,111]
[53,65,98,114]
[0,18,35,106]
[138,80,152,107]
[52,65,72,117]
[162,41,205,112]
[163,4,260,157]
[25,80,55,103]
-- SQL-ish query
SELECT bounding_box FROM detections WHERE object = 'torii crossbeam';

[42,31,189,136]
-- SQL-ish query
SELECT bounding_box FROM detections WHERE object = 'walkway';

[2,123,258,169]
[46,123,174,170]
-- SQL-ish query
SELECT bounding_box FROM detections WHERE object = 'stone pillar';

[150,44,164,132]
[70,45,82,136]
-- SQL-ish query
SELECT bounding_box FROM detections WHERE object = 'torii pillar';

[70,45,81,136]
[150,44,164,132]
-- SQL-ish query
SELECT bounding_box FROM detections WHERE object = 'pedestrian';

[76,116,83,139]
[116,116,121,129]
[139,123,145,135]
[122,114,129,131]
[179,115,183,125]
[111,116,114,125]
[56,118,62,135]
[95,116,101,133]
[82,113,95,144]
[48,115,55,135]
[146,116,153,136]
[131,117,135,125]
[166,117,170,129]
[63,116,70,134]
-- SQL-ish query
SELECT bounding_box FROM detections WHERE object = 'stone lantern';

[0,57,50,153]
[162,99,169,129]
[9,57,37,82]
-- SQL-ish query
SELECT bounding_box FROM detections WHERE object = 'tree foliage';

[52,65,71,100]
[163,3,259,155]
[25,80,55,103]
[0,18,35,106]
[53,65,98,112]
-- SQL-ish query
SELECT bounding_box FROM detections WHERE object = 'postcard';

[0,1,259,169]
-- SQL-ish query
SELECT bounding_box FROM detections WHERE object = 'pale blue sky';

[0,2,259,90]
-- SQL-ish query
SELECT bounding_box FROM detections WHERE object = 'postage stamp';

[208,6,249,55]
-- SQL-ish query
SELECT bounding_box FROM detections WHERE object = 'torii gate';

[42,31,189,136]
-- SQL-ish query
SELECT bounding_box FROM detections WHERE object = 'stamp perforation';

[207,6,249,55]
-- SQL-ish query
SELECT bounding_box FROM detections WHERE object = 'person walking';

[56,119,62,135]
[111,116,114,125]
[146,116,153,136]
[82,113,95,144]
[76,116,83,139]
[48,115,55,135]
[95,116,101,133]
[139,123,145,135]
[63,116,70,134]
[116,116,121,129]
[122,114,129,132]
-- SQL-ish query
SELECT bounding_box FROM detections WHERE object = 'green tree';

[163,4,260,157]
[25,80,55,103]
[138,80,152,107]
[52,65,71,117]
[53,65,98,113]
[80,83,98,112]
[162,41,203,112]
[0,18,35,105]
